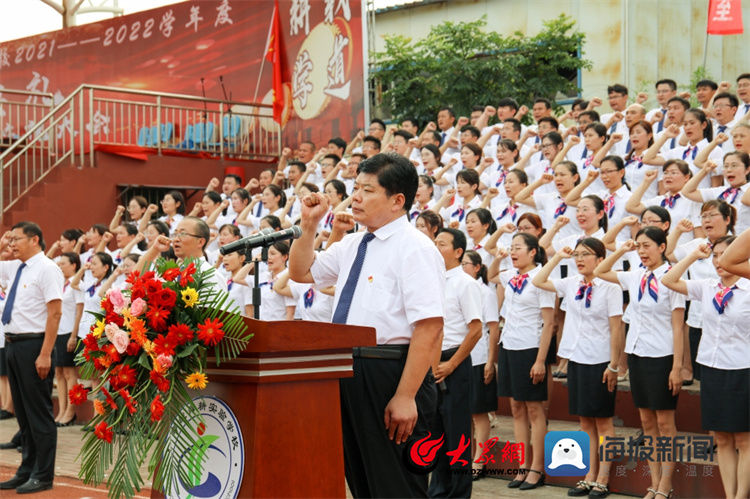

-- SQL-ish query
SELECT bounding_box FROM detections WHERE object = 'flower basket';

[69,258,252,499]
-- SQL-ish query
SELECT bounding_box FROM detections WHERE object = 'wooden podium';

[190,318,375,498]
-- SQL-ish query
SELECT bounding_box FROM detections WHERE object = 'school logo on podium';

[167,396,244,499]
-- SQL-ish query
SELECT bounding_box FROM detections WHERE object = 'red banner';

[707,0,744,35]
[0,0,365,149]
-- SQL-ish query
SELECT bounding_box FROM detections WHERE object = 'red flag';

[707,0,744,35]
[265,0,285,123]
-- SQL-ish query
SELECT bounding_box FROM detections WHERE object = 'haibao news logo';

[545,431,590,477]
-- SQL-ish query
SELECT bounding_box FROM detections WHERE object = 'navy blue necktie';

[332,233,376,324]
[717,125,727,134]
[745,104,750,115]
[2,263,27,325]
[657,109,666,132]
[255,202,263,217]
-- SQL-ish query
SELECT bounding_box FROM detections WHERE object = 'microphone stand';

[251,246,269,320]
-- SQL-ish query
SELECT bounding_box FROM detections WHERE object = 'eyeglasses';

[571,252,594,259]
[7,236,29,244]
[173,232,201,239]
[700,212,722,221]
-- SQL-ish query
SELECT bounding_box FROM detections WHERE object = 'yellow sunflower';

[181,288,199,308]
[185,372,208,390]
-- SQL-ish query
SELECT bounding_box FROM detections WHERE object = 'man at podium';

[290,153,446,497]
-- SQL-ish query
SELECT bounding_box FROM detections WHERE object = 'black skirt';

[55,333,77,367]
[627,354,678,410]
[496,344,547,402]
[0,347,6,376]
[568,361,616,418]
[700,364,750,433]
[545,334,557,365]
[470,363,498,414]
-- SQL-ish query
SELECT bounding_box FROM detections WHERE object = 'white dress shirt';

[663,139,724,188]
[257,269,295,321]
[499,266,556,350]
[226,277,251,317]
[686,278,750,369]
[0,252,63,334]
[442,266,483,350]
[616,263,686,357]
[58,281,84,335]
[288,280,334,323]
[551,276,622,364]
[699,183,750,234]
[471,282,499,366]
[311,216,446,345]
[674,237,718,329]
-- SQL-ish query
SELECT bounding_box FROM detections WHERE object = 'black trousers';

[6,336,57,482]
[340,354,438,498]
[428,354,472,499]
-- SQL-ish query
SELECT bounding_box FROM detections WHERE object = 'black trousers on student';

[427,350,472,499]
[340,346,438,498]
[5,335,56,482]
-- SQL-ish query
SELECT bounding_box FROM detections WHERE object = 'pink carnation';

[111,329,130,354]
[130,297,147,317]
[106,289,130,314]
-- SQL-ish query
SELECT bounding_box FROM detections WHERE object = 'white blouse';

[499,266,556,350]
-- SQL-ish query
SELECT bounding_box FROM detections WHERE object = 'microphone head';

[290,225,302,239]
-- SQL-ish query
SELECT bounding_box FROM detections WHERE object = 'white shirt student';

[499,266,557,350]
[442,266,483,350]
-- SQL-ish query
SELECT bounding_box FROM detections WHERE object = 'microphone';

[219,226,302,255]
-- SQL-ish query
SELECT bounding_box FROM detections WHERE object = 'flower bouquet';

[68,258,251,499]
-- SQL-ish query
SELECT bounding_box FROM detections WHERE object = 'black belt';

[440,347,459,361]
[352,345,409,360]
[5,333,45,343]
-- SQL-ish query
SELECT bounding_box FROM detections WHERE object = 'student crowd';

[1,73,750,499]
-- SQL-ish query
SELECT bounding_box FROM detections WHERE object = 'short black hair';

[328,137,347,150]
[497,97,519,111]
[370,118,386,130]
[607,84,628,96]
[460,125,481,138]
[61,252,81,271]
[401,118,419,129]
[438,106,456,119]
[736,73,750,83]
[224,173,242,185]
[471,105,485,113]
[165,190,186,215]
[656,79,677,91]
[185,216,210,251]
[667,96,691,111]
[363,135,382,150]
[696,79,718,90]
[571,98,588,111]
[578,110,600,122]
[713,92,739,108]
[12,221,45,251]
[393,129,415,141]
[502,118,522,134]
[203,190,222,204]
[322,153,341,165]
[533,97,552,109]
[537,116,559,129]
[357,153,418,213]
[438,227,467,260]
[288,160,307,173]
[61,228,84,244]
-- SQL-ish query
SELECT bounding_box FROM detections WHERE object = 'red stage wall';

[0,0,365,150]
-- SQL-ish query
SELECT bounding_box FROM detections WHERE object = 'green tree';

[370,15,591,124]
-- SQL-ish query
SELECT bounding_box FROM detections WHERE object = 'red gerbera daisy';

[145,278,163,296]
[150,370,170,393]
[151,288,177,310]
[126,341,140,356]
[94,421,113,443]
[162,267,180,282]
[101,387,118,410]
[109,363,138,390]
[146,307,170,332]
[179,262,197,286]
[168,323,194,345]
[82,333,99,351]
[69,383,88,405]
[150,394,165,422]
[118,388,137,415]
[196,318,225,346]
[153,333,178,357]
[103,343,121,364]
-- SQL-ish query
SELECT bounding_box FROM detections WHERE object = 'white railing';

[0,88,54,145]
[0,84,281,221]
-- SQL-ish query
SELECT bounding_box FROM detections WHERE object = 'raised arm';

[531,247,571,292]
[484,222,516,253]
[601,215,638,251]
[666,219,694,262]
[272,268,294,298]
[552,135,580,167]
[288,192,330,283]
[594,239,634,284]
[591,133,622,167]
[120,232,145,258]
[539,215,570,254]
[109,205,126,232]
[643,124,678,165]
[694,133,728,168]
[564,169,599,206]
[431,188,456,214]
[680,162,717,203]
[206,199,231,229]
[514,144,540,171]
[139,203,159,234]
[662,243,711,295]
[718,227,750,278]
[515,173,553,207]
[625,169,659,214]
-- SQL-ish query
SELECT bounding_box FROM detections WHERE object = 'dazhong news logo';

[403,433,524,474]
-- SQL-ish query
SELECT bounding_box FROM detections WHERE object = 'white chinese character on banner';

[25,119,47,141]
[160,10,176,38]
[0,48,10,68]
[324,0,351,23]
[292,50,313,109]
[289,0,310,36]
[25,72,50,104]
[324,34,350,100]
[56,115,78,140]
[186,5,203,32]
[86,111,111,136]
[713,0,732,21]
[2,123,14,139]
[215,0,233,27]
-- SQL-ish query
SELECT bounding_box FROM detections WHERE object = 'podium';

[152,318,376,498]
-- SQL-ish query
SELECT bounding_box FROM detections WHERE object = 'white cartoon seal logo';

[548,437,586,469]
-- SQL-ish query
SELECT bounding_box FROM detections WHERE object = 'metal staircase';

[0,84,280,222]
